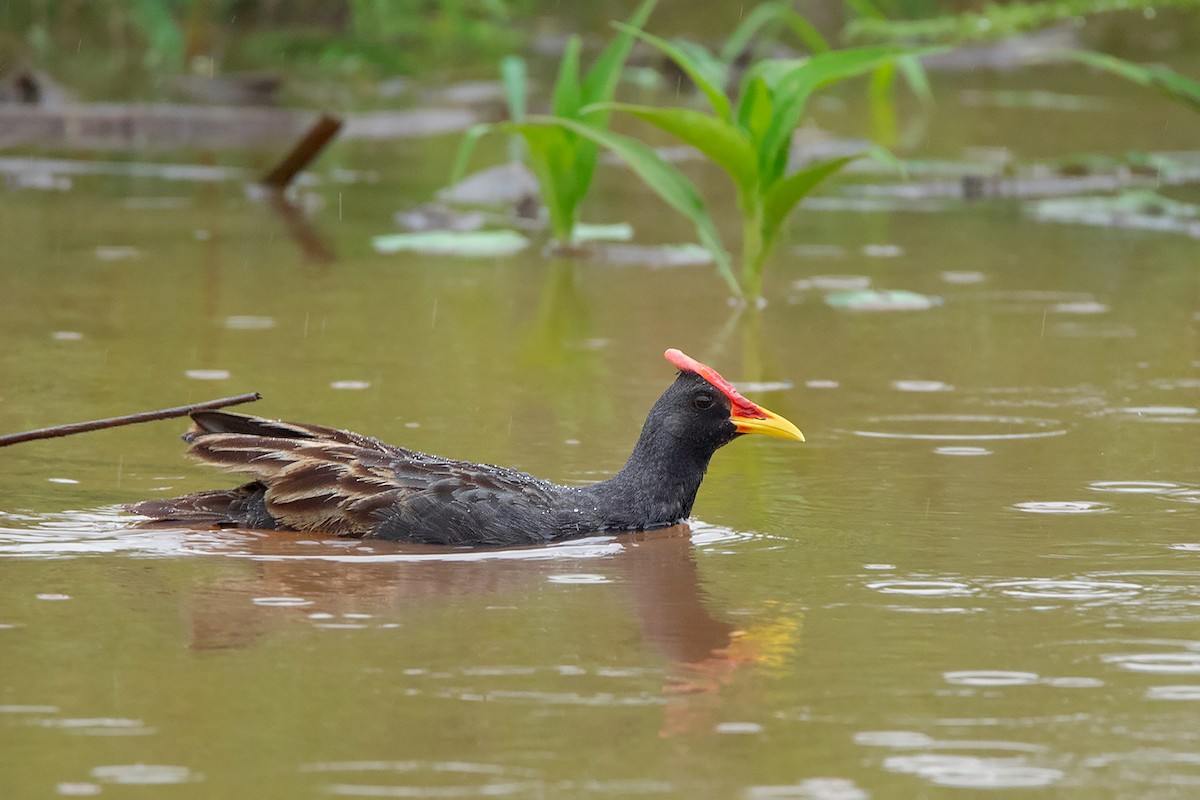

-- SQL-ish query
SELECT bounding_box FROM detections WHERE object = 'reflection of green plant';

[538,35,919,302]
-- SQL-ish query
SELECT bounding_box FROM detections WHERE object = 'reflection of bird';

[130,349,803,546]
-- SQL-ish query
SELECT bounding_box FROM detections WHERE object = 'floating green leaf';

[372,229,530,257]
[825,289,943,311]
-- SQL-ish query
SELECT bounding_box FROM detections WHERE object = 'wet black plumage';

[129,351,803,547]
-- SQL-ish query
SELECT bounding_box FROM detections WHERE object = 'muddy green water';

[2,69,1200,799]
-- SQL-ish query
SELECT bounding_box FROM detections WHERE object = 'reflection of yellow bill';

[727,605,804,670]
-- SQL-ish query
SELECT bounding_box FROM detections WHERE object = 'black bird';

[129,349,803,546]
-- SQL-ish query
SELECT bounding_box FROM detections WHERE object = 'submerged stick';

[260,113,343,189]
[0,392,262,448]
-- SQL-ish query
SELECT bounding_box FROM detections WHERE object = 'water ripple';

[865,580,976,597]
[1163,489,1200,506]
[42,718,155,736]
[1146,685,1200,700]
[1102,653,1200,674]
[934,446,992,456]
[0,512,759,563]
[991,579,1142,601]
[1010,501,1110,514]
[91,765,198,784]
[851,414,1067,441]
[1088,480,1185,494]
[943,671,1040,687]
[881,754,1063,789]
[1107,406,1200,424]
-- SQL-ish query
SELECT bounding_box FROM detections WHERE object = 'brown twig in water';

[0,392,262,448]
[260,113,343,189]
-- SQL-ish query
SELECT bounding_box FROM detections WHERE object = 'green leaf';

[1057,49,1200,113]
[896,54,934,106]
[840,0,886,20]
[777,10,833,56]
[512,123,586,241]
[552,36,583,118]
[720,1,830,63]
[868,61,897,146]
[720,1,792,63]
[593,102,758,194]
[761,155,855,247]
[612,22,732,121]
[449,122,496,185]
[500,56,528,162]
[735,76,775,149]
[582,0,657,109]
[759,46,930,182]
[862,143,905,178]
[530,115,742,298]
[500,56,527,121]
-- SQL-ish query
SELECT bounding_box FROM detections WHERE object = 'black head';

[647,371,742,457]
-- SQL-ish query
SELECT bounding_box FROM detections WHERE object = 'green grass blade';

[868,62,897,145]
[582,0,657,109]
[736,76,775,149]
[760,46,931,182]
[721,1,792,63]
[449,122,497,184]
[778,11,832,55]
[897,54,934,106]
[840,0,886,20]
[500,56,528,162]
[612,22,732,121]
[552,35,583,117]
[530,115,742,298]
[501,56,527,121]
[593,102,758,194]
[761,155,855,247]
[511,123,583,241]
[720,1,831,62]
[1057,49,1200,113]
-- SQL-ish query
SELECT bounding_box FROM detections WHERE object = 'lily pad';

[1026,190,1200,238]
[825,289,943,311]
[571,222,634,243]
[371,229,529,257]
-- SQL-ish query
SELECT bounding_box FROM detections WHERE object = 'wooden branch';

[0,392,262,448]
[260,113,343,189]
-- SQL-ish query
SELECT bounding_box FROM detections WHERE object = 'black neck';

[579,414,713,529]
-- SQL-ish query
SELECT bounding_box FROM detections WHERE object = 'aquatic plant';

[845,0,1200,43]
[538,36,920,302]
[1056,50,1200,113]
[843,0,1200,131]
[451,0,656,245]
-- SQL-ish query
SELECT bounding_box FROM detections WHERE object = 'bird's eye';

[693,394,714,410]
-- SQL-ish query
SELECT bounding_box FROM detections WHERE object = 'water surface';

[2,63,1199,799]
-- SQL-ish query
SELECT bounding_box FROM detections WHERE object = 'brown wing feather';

[170,410,571,542]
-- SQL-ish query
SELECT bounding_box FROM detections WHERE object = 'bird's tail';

[126,481,278,529]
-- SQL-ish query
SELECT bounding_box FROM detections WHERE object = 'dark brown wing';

[188,410,388,449]
[182,412,567,544]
